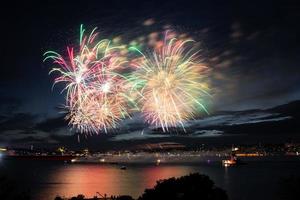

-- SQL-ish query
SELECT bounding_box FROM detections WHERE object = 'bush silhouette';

[116,195,135,200]
[70,194,85,200]
[138,173,228,200]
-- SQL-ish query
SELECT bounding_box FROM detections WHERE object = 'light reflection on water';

[39,164,196,199]
[1,160,300,200]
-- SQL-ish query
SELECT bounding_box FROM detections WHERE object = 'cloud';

[228,116,291,125]
[143,18,155,26]
[0,96,22,114]
[185,112,291,128]
[192,130,223,137]
[0,113,37,131]
[34,115,66,132]
[0,100,296,145]
[0,129,49,141]
[230,22,243,40]
[110,129,168,141]
[117,113,147,132]
[110,128,224,141]
[0,110,69,144]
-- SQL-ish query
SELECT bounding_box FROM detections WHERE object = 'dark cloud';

[10,136,50,144]
[0,110,67,145]
[35,115,66,132]
[109,101,299,143]
[0,113,37,131]
[0,96,22,114]
[1,99,299,149]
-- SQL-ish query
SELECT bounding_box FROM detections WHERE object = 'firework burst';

[129,33,210,131]
[44,25,132,134]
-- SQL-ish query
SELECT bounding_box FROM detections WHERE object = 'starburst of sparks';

[44,25,134,134]
[129,33,210,131]
[44,26,211,135]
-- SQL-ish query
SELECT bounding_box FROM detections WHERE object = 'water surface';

[0,159,300,200]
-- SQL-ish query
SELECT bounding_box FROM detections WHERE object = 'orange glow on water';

[35,164,196,200]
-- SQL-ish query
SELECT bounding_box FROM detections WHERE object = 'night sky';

[1,0,300,149]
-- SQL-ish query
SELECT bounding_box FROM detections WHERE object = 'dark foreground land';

[1,172,300,200]
[1,173,227,200]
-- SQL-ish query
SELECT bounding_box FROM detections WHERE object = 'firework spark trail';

[44,25,133,134]
[129,33,210,132]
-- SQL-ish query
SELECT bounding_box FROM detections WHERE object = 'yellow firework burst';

[129,34,210,131]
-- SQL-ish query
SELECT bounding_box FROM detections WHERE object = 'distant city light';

[0,148,7,151]
[156,159,161,165]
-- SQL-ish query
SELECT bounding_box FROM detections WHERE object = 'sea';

[0,157,300,200]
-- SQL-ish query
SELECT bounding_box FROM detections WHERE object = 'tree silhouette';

[54,196,64,200]
[116,195,135,200]
[70,194,85,200]
[138,173,228,200]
